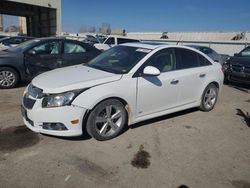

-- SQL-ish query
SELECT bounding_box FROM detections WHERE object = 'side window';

[177,48,199,69]
[64,42,86,54]
[144,48,176,73]
[105,37,115,45]
[198,54,212,66]
[31,41,61,55]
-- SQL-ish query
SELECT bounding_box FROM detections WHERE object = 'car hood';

[32,65,122,93]
[228,56,250,66]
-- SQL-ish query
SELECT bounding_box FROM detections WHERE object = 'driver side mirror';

[234,53,240,57]
[143,66,160,76]
[27,49,36,55]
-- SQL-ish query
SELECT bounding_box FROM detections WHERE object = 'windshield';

[239,46,250,57]
[7,39,40,52]
[87,46,150,74]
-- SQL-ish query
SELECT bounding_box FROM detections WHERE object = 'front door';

[136,48,179,117]
[24,40,62,77]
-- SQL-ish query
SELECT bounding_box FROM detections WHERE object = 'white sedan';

[21,43,224,140]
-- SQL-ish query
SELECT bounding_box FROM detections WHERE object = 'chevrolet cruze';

[21,43,224,140]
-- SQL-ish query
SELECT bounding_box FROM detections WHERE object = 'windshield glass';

[240,47,250,57]
[7,39,40,52]
[87,45,150,74]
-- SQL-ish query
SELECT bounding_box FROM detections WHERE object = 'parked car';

[0,37,101,88]
[82,35,100,46]
[94,36,140,51]
[0,36,34,51]
[188,45,230,64]
[21,43,224,140]
[223,46,250,84]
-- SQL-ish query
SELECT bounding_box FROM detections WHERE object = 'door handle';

[170,79,179,85]
[199,73,206,78]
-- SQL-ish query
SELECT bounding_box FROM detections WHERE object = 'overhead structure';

[0,0,61,37]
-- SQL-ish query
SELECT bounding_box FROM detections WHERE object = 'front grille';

[23,94,36,109]
[231,64,242,72]
[231,64,250,75]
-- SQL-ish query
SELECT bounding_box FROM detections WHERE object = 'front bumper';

[21,100,87,137]
[226,72,250,84]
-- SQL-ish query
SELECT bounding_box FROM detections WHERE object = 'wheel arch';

[0,65,21,80]
[81,96,131,133]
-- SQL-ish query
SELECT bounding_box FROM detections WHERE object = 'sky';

[2,0,250,33]
[62,0,250,33]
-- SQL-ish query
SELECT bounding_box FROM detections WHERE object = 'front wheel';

[199,84,218,112]
[0,67,19,89]
[86,99,127,141]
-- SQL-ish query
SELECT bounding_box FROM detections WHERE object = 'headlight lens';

[42,90,79,108]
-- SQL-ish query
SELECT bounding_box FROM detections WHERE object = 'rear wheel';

[199,84,218,112]
[0,67,19,89]
[86,99,127,141]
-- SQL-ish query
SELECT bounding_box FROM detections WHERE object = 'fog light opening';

[42,123,68,131]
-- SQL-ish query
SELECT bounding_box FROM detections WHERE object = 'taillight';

[221,64,229,73]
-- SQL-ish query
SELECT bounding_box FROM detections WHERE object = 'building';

[0,0,61,37]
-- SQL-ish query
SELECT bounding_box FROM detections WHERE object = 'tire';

[0,67,19,89]
[199,84,218,112]
[86,99,127,141]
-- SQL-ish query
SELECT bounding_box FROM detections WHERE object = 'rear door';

[175,48,212,105]
[62,41,96,67]
[24,40,62,77]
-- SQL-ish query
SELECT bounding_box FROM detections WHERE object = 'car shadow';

[129,108,198,130]
[227,82,250,93]
[236,109,250,128]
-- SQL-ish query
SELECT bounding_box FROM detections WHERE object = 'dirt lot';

[0,83,249,188]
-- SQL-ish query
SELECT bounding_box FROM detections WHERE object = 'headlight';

[42,90,83,108]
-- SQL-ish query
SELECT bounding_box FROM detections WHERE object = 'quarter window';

[64,42,86,54]
[198,54,212,66]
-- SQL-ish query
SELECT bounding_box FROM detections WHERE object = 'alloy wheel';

[0,70,16,87]
[204,87,217,109]
[95,105,123,137]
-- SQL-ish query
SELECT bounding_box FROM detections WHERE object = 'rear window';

[117,38,139,44]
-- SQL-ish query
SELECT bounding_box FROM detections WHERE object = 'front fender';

[72,78,137,123]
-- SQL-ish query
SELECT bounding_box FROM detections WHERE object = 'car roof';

[120,42,168,50]
[187,45,210,49]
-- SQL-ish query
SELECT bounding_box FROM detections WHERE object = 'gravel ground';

[0,83,249,188]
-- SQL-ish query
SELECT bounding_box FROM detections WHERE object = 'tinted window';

[31,41,61,55]
[105,37,115,45]
[64,42,86,54]
[117,38,139,44]
[240,46,250,57]
[198,54,212,66]
[177,48,199,69]
[144,48,176,72]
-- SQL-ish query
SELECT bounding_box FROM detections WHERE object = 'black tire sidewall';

[86,99,127,141]
[0,67,19,89]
